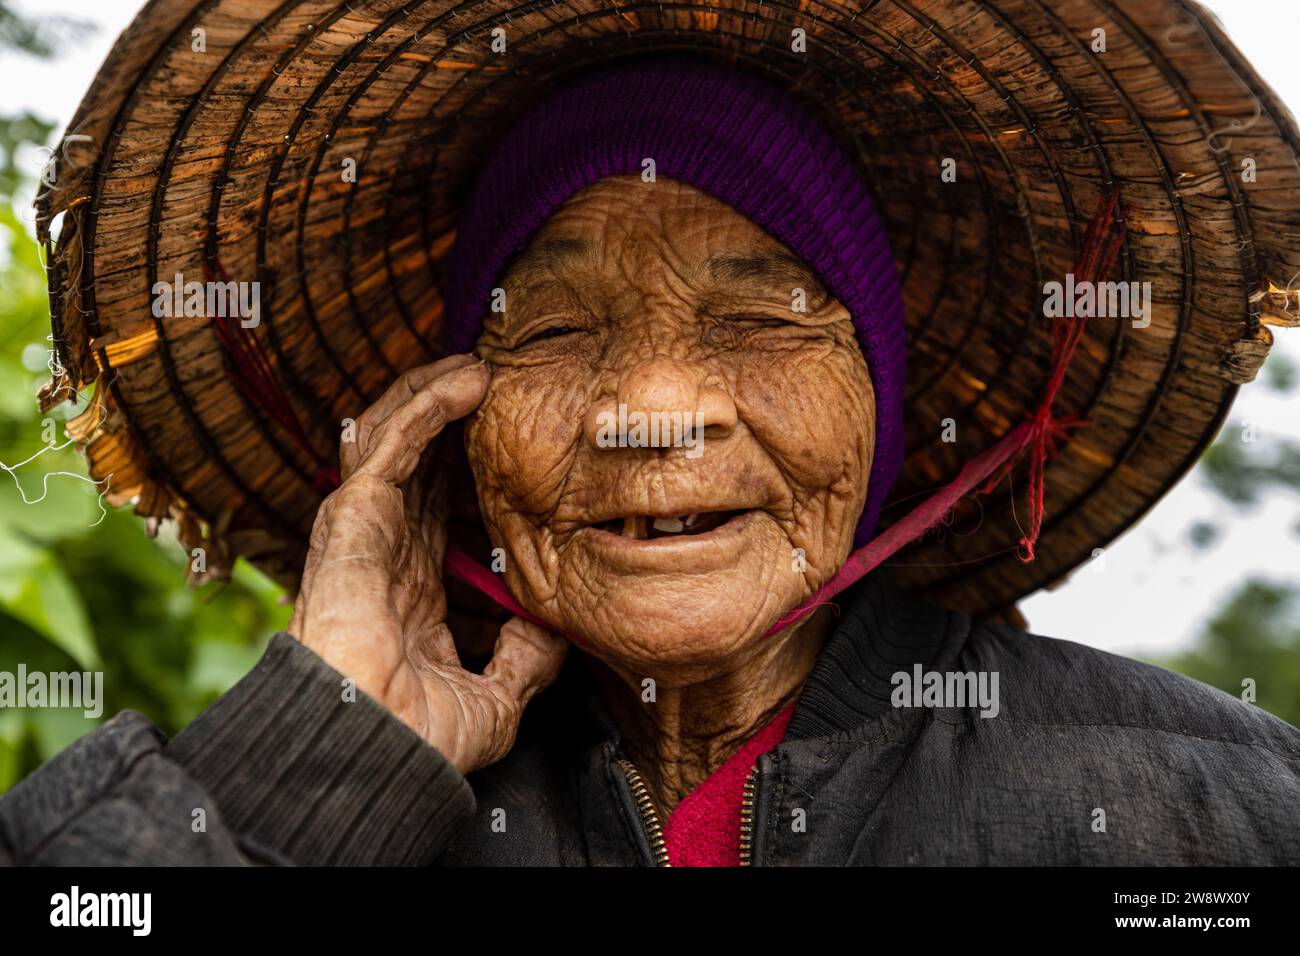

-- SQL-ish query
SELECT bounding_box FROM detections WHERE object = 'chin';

[546,538,805,675]
[563,585,792,676]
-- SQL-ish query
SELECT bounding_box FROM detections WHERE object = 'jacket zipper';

[738,764,759,867]
[618,758,762,867]
[617,759,672,867]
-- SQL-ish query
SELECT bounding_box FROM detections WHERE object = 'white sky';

[3,0,1297,658]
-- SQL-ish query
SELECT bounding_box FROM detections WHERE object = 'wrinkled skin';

[291,176,875,815]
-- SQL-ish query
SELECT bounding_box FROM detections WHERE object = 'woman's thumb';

[482,616,569,707]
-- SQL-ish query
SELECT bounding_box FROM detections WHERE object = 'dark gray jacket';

[2,572,1297,866]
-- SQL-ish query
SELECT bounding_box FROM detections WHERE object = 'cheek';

[467,364,589,517]
[732,345,873,494]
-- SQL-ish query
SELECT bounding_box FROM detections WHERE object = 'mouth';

[574,506,764,571]
[590,509,749,540]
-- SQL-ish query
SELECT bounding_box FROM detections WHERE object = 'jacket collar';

[529,567,960,748]
[785,568,957,740]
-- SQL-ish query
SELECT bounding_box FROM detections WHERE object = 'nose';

[584,357,738,450]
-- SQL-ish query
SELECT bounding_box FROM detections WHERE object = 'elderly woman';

[6,7,1300,867]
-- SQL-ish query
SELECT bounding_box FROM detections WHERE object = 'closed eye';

[719,313,796,327]
[516,325,585,347]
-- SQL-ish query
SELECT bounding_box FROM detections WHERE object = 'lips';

[593,510,746,540]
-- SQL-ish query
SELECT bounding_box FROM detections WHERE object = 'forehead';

[504,176,822,292]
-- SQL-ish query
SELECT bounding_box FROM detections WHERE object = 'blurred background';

[0,0,1297,792]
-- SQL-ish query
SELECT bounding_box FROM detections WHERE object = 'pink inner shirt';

[661,700,797,867]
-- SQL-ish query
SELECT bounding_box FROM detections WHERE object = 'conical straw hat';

[36,0,1300,621]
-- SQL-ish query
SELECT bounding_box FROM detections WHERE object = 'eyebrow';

[506,237,594,285]
[706,252,824,294]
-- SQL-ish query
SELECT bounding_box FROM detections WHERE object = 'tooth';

[623,516,648,539]
[653,517,684,533]
[684,514,699,527]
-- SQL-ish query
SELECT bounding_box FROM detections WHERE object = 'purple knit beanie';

[445,58,907,545]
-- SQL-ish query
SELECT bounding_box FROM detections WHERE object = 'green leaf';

[0,526,98,667]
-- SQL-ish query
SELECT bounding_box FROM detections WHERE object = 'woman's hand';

[287,354,568,774]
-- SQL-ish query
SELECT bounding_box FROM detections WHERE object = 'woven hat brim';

[37,0,1300,618]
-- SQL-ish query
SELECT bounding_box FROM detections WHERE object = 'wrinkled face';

[466,176,874,676]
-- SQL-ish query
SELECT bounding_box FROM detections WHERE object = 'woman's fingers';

[296,357,488,681]
[285,500,331,640]
[293,476,412,691]
[352,361,489,486]
[482,617,569,707]
[459,616,567,771]
[340,353,482,480]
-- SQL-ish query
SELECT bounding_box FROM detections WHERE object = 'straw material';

[36,0,1300,620]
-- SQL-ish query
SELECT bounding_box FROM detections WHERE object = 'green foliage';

[1198,434,1300,507]
[1265,352,1297,393]
[1186,520,1220,551]
[0,113,52,200]
[1171,347,1300,729]
[0,3,91,59]
[1157,580,1300,728]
